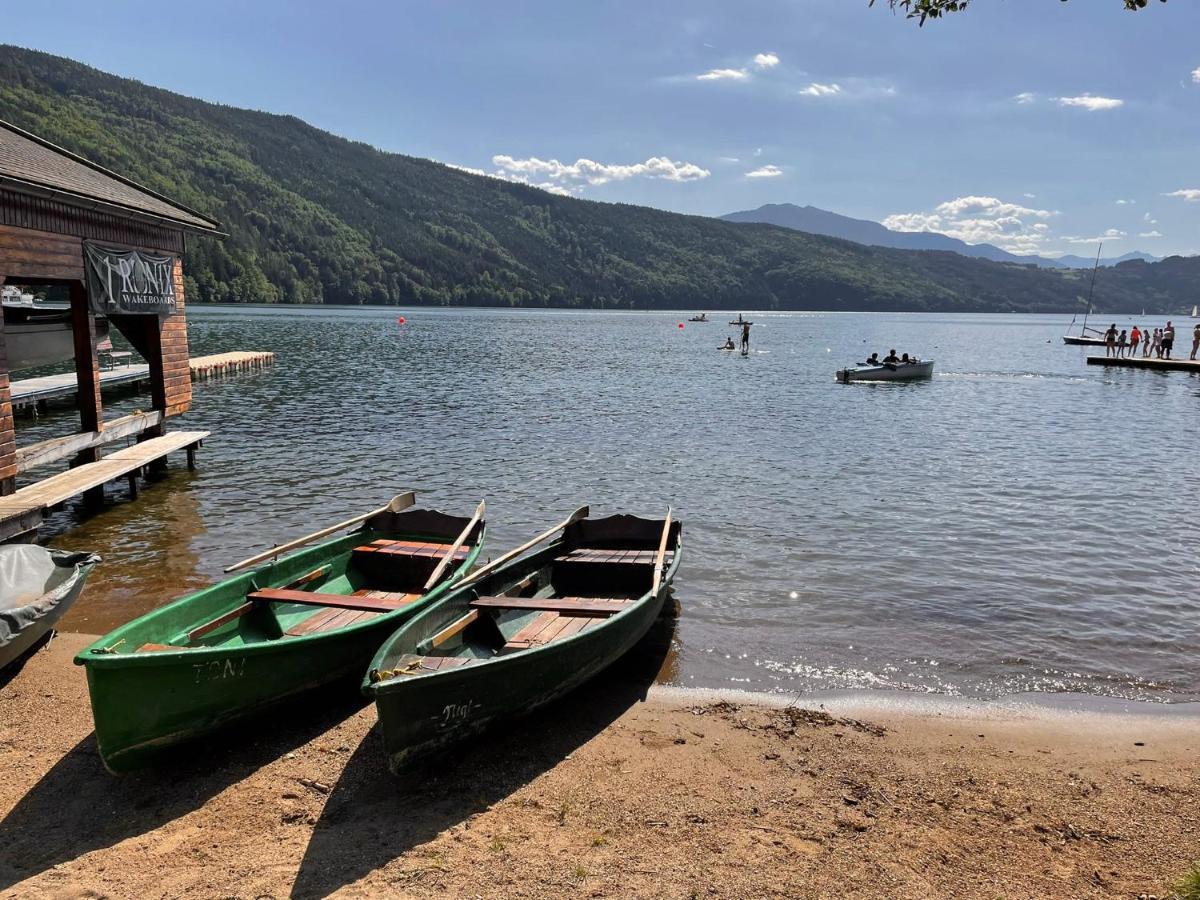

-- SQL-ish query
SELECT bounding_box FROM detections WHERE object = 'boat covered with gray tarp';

[0,546,100,669]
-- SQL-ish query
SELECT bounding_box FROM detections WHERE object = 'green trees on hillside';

[0,47,1193,314]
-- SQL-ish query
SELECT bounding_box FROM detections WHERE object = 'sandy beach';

[1,632,1197,899]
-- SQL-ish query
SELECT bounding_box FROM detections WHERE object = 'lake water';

[24,306,1200,703]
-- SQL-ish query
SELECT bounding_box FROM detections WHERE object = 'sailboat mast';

[1082,242,1102,333]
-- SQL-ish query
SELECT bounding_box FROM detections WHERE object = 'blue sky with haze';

[6,0,1199,257]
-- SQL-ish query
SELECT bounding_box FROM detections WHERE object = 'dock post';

[186,443,197,470]
[126,472,139,500]
[0,276,15,497]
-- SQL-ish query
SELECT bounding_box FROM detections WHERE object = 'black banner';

[83,243,178,315]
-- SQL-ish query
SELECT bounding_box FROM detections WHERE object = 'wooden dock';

[1087,355,1200,373]
[10,351,274,411]
[0,430,209,542]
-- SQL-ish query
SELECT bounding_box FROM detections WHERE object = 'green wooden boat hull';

[364,514,681,772]
[76,510,484,773]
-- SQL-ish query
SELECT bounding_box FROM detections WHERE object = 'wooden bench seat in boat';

[352,540,470,560]
[554,548,670,564]
[470,596,631,617]
[246,587,419,612]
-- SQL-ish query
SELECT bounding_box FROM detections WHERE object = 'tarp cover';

[0,546,100,654]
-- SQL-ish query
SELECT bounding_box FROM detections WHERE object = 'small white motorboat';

[836,359,934,383]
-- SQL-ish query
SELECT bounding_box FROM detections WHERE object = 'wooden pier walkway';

[0,431,209,541]
[1087,355,1200,373]
[10,351,274,410]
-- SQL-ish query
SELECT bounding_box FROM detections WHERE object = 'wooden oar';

[651,507,674,595]
[458,505,589,589]
[422,500,486,591]
[224,491,417,573]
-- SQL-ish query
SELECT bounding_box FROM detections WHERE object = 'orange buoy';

[398,316,406,325]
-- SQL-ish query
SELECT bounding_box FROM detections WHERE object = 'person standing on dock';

[1104,323,1118,357]
[1152,328,1162,358]
[1129,326,1140,359]
[1161,321,1175,359]
[740,322,751,353]
[1191,322,1200,361]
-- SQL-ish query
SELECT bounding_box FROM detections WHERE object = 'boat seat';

[471,596,631,617]
[352,540,470,561]
[553,548,672,566]
[246,587,418,612]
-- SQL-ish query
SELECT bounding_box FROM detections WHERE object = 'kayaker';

[740,322,751,352]
[883,349,900,364]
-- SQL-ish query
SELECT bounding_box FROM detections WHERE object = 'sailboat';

[1062,244,1108,346]
[1192,304,1198,318]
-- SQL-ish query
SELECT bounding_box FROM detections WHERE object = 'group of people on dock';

[865,350,921,366]
[1105,322,1200,360]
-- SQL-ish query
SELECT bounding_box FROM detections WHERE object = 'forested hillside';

[1,47,1194,313]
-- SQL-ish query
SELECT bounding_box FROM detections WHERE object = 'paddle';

[422,500,486,591]
[651,507,674,595]
[223,491,417,573]
[457,505,589,589]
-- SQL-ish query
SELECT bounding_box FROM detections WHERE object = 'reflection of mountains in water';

[51,474,208,634]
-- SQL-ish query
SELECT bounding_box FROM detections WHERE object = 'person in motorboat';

[865,352,880,365]
[907,353,921,364]
[900,353,910,364]
[882,349,900,364]
[721,337,735,350]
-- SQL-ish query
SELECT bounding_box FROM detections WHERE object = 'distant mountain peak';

[719,203,1161,269]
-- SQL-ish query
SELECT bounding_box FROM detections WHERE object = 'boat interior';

[125,511,483,655]
[377,517,681,679]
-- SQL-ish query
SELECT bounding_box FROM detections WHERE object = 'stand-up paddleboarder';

[740,322,750,353]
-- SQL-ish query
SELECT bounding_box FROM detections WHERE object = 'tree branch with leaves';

[871,0,1167,26]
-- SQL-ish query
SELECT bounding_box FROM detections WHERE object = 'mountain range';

[0,47,1195,315]
[720,204,1160,269]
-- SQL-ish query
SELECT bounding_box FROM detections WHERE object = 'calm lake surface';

[24,306,1200,703]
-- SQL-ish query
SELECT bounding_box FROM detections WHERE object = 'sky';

[5,0,1199,258]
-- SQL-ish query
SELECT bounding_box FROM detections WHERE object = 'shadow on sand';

[290,603,680,899]
[0,680,370,892]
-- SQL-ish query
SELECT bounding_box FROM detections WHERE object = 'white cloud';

[753,52,780,69]
[1192,66,1200,84]
[1115,199,1135,205]
[1165,188,1200,202]
[753,147,763,157]
[1139,230,1163,238]
[1144,212,1157,224]
[882,195,1059,254]
[1055,94,1124,111]
[491,155,710,188]
[745,165,783,178]
[697,68,747,82]
[1062,228,1126,244]
[1023,192,1037,199]
[799,82,842,97]
[718,156,741,163]
[1014,92,1036,104]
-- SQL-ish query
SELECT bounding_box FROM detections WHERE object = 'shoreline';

[2,633,1197,898]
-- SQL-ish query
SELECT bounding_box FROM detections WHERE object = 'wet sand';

[1,633,1197,899]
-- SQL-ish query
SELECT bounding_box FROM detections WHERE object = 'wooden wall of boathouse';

[0,189,195,494]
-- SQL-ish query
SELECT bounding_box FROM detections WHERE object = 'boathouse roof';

[0,118,221,234]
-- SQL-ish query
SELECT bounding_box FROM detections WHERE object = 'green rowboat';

[364,511,681,772]
[76,500,485,773]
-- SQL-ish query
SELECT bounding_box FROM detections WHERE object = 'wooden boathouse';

[0,119,223,541]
